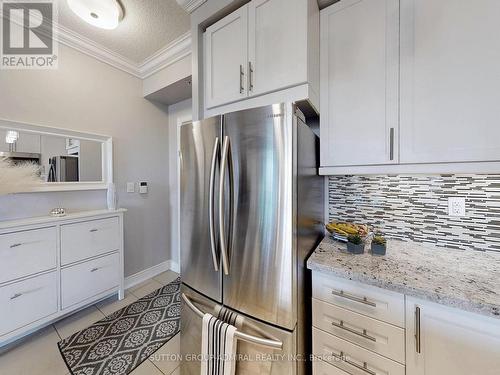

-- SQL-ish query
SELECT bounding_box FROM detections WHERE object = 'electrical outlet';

[448,197,466,217]
[126,182,135,193]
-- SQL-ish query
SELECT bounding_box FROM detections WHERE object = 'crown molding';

[56,26,192,79]
[176,0,207,13]
[138,32,192,79]
[3,8,191,79]
[56,22,142,78]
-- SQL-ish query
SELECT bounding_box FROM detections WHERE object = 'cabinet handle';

[415,306,421,353]
[248,61,254,92]
[331,289,377,307]
[239,65,244,94]
[331,320,377,342]
[10,243,22,248]
[389,127,395,161]
[90,267,101,272]
[10,293,23,300]
[89,228,98,232]
[332,351,376,375]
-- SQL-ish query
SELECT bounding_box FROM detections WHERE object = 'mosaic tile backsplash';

[328,175,500,253]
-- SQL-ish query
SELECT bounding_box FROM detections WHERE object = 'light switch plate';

[126,182,135,193]
[448,197,466,217]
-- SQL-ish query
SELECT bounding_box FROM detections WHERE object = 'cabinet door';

[406,297,500,375]
[204,5,248,109]
[400,0,500,163]
[248,0,306,97]
[320,0,399,167]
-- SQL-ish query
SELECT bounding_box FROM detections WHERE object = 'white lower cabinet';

[312,271,500,375]
[405,297,500,375]
[61,252,120,309]
[0,210,125,347]
[313,299,405,363]
[0,272,58,336]
[0,227,57,284]
[313,359,351,375]
[313,328,405,375]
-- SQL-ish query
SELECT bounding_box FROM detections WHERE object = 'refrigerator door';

[221,103,296,329]
[180,117,223,302]
[181,285,297,375]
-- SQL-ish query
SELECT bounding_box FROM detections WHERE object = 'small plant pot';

[371,243,386,255]
[347,242,365,254]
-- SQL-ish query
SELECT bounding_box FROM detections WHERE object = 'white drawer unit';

[0,209,125,347]
[313,359,351,375]
[61,252,120,309]
[313,327,405,375]
[61,217,120,265]
[0,227,57,284]
[0,272,57,337]
[313,298,405,364]
[312,272,405,327]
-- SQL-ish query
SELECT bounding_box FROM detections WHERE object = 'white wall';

[0,44,172,277]
[166,98,192,267]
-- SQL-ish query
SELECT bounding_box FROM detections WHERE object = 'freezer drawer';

[180,285,297,375]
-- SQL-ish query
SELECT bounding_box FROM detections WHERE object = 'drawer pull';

[90,267,101,272]
[331,320,377,342]
[332,351,376,375]
[10,292,23,300]
[10,243,22,248]
[89,229,98,232]
[331,289,377,307]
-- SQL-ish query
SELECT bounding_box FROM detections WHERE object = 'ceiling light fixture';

[67,0,124,30]
[5,130,19,144]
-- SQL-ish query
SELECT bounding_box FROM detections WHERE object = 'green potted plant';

[371,234,387,255]
[347,234,365,254]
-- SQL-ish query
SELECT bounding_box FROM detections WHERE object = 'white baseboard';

[125,260,179,290]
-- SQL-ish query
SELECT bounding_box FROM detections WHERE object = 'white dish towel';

[201,313,238,375]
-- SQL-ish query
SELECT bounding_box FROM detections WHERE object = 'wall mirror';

[0,119,112,192]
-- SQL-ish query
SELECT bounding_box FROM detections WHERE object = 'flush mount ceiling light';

[67,0,124,30]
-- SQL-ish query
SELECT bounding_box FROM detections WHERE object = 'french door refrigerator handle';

[219,135,231,275]
[208,137,220,272]
[181,293,283,350]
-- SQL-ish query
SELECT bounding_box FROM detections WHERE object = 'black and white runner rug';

[58,277,181,375]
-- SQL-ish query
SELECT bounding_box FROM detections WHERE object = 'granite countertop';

[307,236,500,319]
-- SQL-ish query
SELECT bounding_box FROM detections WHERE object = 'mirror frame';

[0,118,113,192]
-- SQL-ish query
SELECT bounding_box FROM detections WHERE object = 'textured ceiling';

[56,0,190,63]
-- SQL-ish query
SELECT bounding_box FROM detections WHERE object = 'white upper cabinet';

[248,0,307,97]
[204,5,249,109]
[406,297,500,375]
[400,0,500,164]
[320,0,399,167]
[203,0,319,113]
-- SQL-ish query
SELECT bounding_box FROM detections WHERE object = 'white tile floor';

[0,271,181,375]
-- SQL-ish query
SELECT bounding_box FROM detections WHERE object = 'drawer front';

[61,252,120,309]
[313,327,405,375]
[313,298,405,363]
[61,217,119,265]
[313,359,351,375]
[0,227,57,284]
[312,272,405,327]
[0,272,58,336]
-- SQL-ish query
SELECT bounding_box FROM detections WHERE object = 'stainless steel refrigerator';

[180,103,324,375]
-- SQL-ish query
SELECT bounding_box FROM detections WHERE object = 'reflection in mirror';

[0,125,107,186]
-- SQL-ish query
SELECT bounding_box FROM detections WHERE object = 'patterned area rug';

[58,277,181,375]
